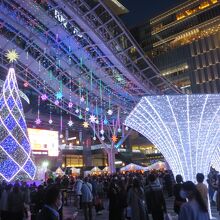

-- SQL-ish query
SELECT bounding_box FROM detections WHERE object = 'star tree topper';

[6,49,19,63]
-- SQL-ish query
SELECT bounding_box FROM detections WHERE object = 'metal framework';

[0,0,181,120]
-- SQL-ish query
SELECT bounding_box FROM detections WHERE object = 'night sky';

[120,0,188,27]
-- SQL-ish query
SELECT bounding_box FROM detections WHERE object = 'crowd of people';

[0,169,219,220]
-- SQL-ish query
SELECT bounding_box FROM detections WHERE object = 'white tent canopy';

[55,167,64,175]
[71,167,80,174]
[102,166,110,172]
[120,163,145,172]
[144,161,167,171]
[91,166,101,172]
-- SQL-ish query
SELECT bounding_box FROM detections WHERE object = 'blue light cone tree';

[0,67,36,181]
[125,95,220,181]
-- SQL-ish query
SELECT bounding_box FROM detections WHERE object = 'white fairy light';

[125,95,220,181]
[0,67,36,181]
[107,109,113,115]
[89,115,96,123]
[100,129,104,135]
[101,136,105,141]
[80,96,85,102]
[93,136,97,141]
[211,146,220,171]
[68,120,73,127]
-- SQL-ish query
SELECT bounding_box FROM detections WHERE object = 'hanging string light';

[48,102,53,124]
[100,119,104,135]
[68,78,73,108]
[117,108,121,133]
[56,80,63,100]
[86,91,89,112]
[60,107,63,139]
[35,96,41,125]
[93,124,96,140]
[79,109,83,119]
[90,70,93,91]
[95,99,99,124]
[104,114,108,125]
[68,115,73,127]
[99,79,102,105]
[107,95,113,115]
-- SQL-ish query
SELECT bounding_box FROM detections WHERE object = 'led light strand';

[195,96,208,176]
[0,68,36,181]
[144,98,182,175]
[125,95,220,181]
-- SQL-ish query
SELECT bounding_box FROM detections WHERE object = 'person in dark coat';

[108,179,121,220]
[8,185,25,220]
[37,186,62,220]
[173,175,186,214]
[145,173,167,220]
[128,178,148,220]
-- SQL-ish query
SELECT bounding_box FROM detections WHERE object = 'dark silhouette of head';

[148,173,156,183]
[196,173,205,183]
[176,174,183,184]
[45,186,61,206]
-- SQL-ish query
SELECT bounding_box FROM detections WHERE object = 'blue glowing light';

[56,91,63,100]
[125,95,220,181]
[0,68,36,181]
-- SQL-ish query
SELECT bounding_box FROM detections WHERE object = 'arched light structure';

[211,146,220,171]
[125,95,220,181]
[0,68,36,181]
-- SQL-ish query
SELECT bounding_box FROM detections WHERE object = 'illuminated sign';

[28,128,59,156]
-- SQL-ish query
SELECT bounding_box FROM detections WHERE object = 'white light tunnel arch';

[125,95,220,181]
[211,146,220,172]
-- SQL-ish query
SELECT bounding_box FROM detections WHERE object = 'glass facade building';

[131,0,220,93]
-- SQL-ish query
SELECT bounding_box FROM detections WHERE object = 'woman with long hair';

[178,181,209,220]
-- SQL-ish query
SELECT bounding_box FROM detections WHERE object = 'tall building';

[131,0,220,93]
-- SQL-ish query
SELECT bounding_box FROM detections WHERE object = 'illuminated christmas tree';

[0,51,36,181]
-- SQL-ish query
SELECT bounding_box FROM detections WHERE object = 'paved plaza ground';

[62,197,220,220]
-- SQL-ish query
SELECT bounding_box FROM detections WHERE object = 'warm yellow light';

[199,1,210,10]
[76,140,80,144]
[5,49,19,63]
[83,121,89,128]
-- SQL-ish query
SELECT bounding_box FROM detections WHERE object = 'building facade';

[131,0,220,93]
